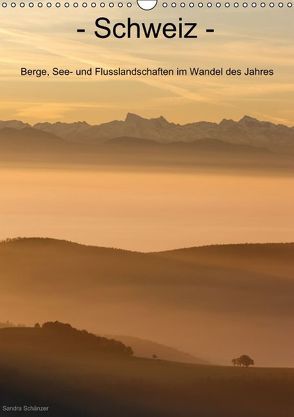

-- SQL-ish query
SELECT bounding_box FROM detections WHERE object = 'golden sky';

[0,6,293,125]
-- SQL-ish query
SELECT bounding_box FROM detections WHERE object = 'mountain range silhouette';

[1,237,294,367]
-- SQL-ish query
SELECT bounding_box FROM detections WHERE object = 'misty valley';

[1,320,294,417]
[1,0,294,410]
[189,67,274,76]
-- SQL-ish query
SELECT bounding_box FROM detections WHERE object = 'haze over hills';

[0,114,293,171]
[0,120,30,130]
[1,237,294,367]
[0,114,294,154]
[0,320,207,364]
[33,113,294,153]
[110,335,209,365]
[1,321,294,417]
[0,126,65,152]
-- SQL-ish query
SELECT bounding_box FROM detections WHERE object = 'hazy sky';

[0,6,294,125]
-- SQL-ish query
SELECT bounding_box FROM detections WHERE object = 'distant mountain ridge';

[0,114,294,153]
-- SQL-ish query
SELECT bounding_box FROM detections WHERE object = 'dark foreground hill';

[1,238,294,366]
[0,323,294,417]
[30,113,294,153]
[0,321,204,364]
[0,321,133,358]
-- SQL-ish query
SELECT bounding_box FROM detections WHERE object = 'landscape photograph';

[1,4,294,417]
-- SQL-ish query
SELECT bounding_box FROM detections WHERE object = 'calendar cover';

[0,1,294,416]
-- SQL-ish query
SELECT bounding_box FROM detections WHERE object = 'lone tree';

[232,355,254,367]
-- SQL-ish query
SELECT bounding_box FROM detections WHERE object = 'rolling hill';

[33,113,294,153]
[1,238,294,366]
[108,335,209,364]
